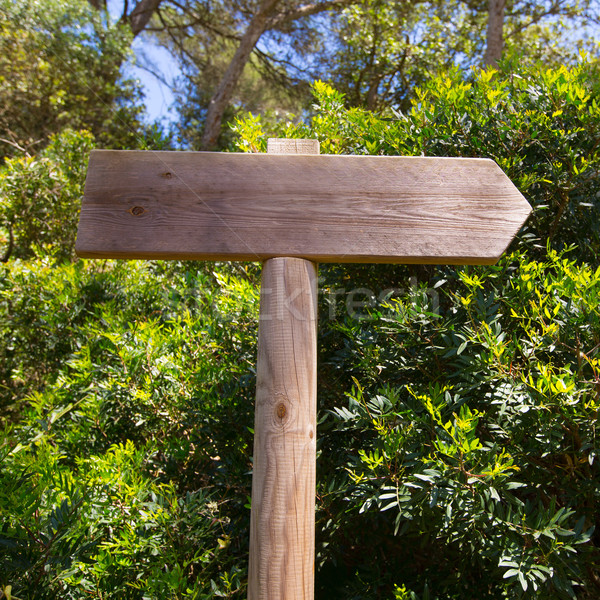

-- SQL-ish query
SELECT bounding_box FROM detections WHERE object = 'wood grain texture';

[75,150,531,265]
[248,257,318,600]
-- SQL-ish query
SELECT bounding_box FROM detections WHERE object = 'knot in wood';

[276,402,287,420]
[129,206,146,216]
[270,393,292,429]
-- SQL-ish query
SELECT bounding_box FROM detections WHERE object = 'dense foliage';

[232,59,600,598]
[0,130,94,262]
[2,49,600,600]
[1,258,259,598]
[0,0,147,160]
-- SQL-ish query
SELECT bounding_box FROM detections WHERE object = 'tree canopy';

[0,0,148,160]
[138,0,600,147]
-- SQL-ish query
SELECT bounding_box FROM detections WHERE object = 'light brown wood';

[74,139,531,599]
[249,257,318,600]
[267,138,320,154]
[248,139,319,600]
[76,150,531,265]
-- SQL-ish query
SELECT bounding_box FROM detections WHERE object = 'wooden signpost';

[76,139,531,599]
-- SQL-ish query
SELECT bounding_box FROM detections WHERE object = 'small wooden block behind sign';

[76,150,531,265]
[266,138,320,154]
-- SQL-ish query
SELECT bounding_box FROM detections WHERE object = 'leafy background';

[1,0,600,598]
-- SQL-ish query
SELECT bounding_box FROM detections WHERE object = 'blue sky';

[108,0,179,125]
[127,34,180,125]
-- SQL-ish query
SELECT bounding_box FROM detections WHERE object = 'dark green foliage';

[1,259,259,597]
[314,250,600,599]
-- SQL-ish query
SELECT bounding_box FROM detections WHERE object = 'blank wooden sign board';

[76,139,531,599]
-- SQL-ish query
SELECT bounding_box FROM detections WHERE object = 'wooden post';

[248,139,320,599]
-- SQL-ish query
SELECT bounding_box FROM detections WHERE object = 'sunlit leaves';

[0,258,259,597]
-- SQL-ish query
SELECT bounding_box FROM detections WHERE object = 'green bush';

[1,258,259,597]
[315,249,599,598]
[0,125,172,262]
[0,129,94,261]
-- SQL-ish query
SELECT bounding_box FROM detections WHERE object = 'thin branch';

[506,1,582,38]
[155,7,203,67]
[505,0,564,19]
[134,58,177,90]
[254,47,314,78]
[0,137,29,155]
[148,2,242,43]
[120,0,129,24]
[250,51,301,91]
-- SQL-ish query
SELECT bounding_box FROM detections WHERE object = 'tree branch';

[252,48,306,89]
[200,0,283,149]
[0,136,30,156]
[120,0,129,24]
[153,7,202,67]
[129,0,162,37]
[506,1,582,38]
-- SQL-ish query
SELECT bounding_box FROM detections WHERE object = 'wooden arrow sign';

[76,148,531,264]
[76,140,532,600]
